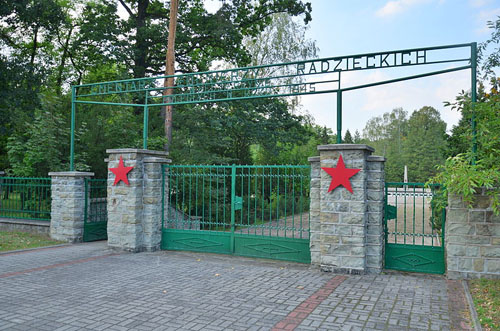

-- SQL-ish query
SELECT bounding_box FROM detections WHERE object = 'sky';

[203,0,500,135]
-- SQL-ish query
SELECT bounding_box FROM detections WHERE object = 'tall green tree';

[402,106,447,182]
[343,130,353,143]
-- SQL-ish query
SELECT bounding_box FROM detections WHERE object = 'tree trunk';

[133,0,149,79]
[163,0,178,153]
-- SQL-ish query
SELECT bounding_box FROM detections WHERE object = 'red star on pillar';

[110,156,134,186]
[321,155,360,194]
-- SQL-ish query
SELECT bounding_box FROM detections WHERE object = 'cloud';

[475,8,500,35]
[375,0,432,17]
[469,0,492,8]
[300,69,470,134]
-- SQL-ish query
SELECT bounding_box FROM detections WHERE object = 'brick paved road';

[0,242,467,330]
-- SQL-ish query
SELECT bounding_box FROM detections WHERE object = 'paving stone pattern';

[1,242,457,330]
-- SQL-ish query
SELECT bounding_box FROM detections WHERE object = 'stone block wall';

[446,190,500,279]
[107,149,170,252]
[365,156,385,274]
[49,171,94,242]
[309,144,385,274]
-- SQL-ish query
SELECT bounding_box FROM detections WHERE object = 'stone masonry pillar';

[49,171,94,242]
[106,149,170,252]
[309,144,385,274]
[366,155,386,274]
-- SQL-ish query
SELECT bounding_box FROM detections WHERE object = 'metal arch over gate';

[384,182,446,274]
[161,165,311,263]
[69,42,478,170]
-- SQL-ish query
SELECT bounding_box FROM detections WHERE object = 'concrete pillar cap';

[317,144,375,152]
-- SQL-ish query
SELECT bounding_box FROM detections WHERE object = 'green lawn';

[0,231,64,252]
[0,192,51,220]
[469,279,500,331]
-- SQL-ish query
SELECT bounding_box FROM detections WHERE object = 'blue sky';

[298,0,500,134]
[202,0,500,134]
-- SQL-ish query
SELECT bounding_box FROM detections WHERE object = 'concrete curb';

[462,280,483,331]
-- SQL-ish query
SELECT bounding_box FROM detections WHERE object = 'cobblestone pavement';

[0,242,468,330]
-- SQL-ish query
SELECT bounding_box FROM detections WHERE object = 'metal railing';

[0,177,51,221]
[163,165,310,239]
[384,182,445,247]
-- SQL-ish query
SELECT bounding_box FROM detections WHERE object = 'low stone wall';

[446,190,500,279]
[0,218,50,235]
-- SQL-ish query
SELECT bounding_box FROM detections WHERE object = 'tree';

[432,81,500,213]
[353,130,361,143]
[163,0,178,152]
[362,108,408,181]
[402,106,447,182]
[479,16,500,80]
[343,130,353,143]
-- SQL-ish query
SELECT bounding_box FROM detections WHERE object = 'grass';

[0,194,51,220]
[469,279,500,331]
[0,231,64,252]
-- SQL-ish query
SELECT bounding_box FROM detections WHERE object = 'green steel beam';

[143,92,149,150]
[70,87,76,171]
[471,42,478,164]
[337,91,342,144]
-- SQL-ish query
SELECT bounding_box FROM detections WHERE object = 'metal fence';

[0,177,51,221]
[163,165,310,239]
[162,165,311,263]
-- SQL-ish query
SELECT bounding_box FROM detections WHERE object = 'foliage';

[362,107,447,182]
[469,279,500,331]
[343,129,353,143]
[0,0,316,176]
[478,16,500,80]
[430,81,500,214]
[7,96,89,176]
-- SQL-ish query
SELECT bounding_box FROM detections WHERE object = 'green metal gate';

[384,182,446,274]
[161,165,310,263]
[83,178,108,242]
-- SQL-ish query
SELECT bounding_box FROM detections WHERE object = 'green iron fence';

[0,177,51,221]
[162,165,311,263]
[83,178,108,242]
[384,182,446,274]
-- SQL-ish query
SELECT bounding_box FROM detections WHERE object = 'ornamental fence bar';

[0,177,52,221]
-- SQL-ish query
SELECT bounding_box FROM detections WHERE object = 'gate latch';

[234,196,243,210]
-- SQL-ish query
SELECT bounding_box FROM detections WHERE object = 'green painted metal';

[0,177,51,221]
[471,42,478,164]
[336,91,342,143]
[68,43,477,169]
[83,178,108,242]
[143,91,149,150]
[161,165,311,263]
[384,182,446,274]
[70,87,76,171]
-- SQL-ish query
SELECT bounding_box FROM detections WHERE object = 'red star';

[110,156,134,186]
[321,155,361,194]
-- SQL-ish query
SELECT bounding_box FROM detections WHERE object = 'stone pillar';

[143,156,171,251]
[366,155,386,274]
[106,149,170,252]
[49,171,94,242]
[309,144,385,274]
[308,156,321,264]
